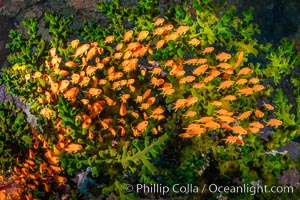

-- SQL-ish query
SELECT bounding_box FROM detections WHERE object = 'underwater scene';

[0,0,299,199]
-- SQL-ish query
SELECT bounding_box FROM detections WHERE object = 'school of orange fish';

[5,17,284,197]
[32,17,283,147]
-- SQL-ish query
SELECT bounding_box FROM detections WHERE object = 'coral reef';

[0,0,299,199]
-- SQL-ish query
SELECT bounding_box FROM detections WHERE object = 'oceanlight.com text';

[124,183,294,196]
[208,183,294,195]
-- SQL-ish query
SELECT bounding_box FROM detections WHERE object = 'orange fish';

[217,115,236,123]
[150,114,165,121]
[104,35,114,44]
[119,103,127,116]
[97,47,104,54]
[160,87,175,97]
[172,99,187,111]
[184,123,202,131]
[220,122,232,130]
[266,118,282,127]
[151,106,165,116]
[137,30,149,41]
[131,127,141,137]
[204,121,220,130]
[252,84,264,92]
[154,18,165,26]
[202,47,214,54]
[79,76,91,87]
[236,78,248,85]
[185,96,198,107]
[136,121,149,132]
[223,95,237,101]
[249,121,264,128]
[179,75,195,84]
[254,109,264,118]
[49,47,56,57]
[249,77,260,84]
[224,135,244,145]
[234,51,244,69]
[142,89,152,100]
[216,109,233,116]
[263,103,275,110]
[184,58,199,65]
[179,132,193,138]
[217,80,234,90]
[238,67,253,76]
[120,94,130,103]
[70,39,80,49]
[124,30,134,42]
[194,116,214,123]
[86,46,98,61]
[117,126,126,136]
[147,97,156,105]
[98,120,109,129]
[164,60,174,67]
[211,101,222,106]
[65,60,78,67]
[237,110,252,120]
[102,56,111,64]
[216,52,231,61]
[217,63,232,69]
[86,65,97,76]
[96,62,104,70]
[203,75,215,83]
[114,52,123,59]
[192,64,208,75]
[32,71,42,79]
[99,79,108,85]
[123,50,132,60]
[131,111,139,119]
[119,79,127,86]
[139,103,150,110]
[210,68,221,77]
[162,24,174,33]
[183,111,197,118]
[238,87,253,96]
[223,69,234,75]
[231,126,247,134]
[82,114,92,129]
[135,95,143,103]
[164,32,179,41]
[156,39,166,49]
[86,88,102,97]
[73,44,90,59]
[176,26,189,35]
[150,67,162,76]
[192,82,205,89]
[188,38,200,46]
[103,95,116,106]
[129,85,136,92]
[50,83,59,94]
[126,42,140,51]
[153,27,164,35]
[64,143,82,153]
[54,175,67,183]
[197,58,207,64]
[108,127,117,137]
[116,43,124,51]
[248,127,260,133]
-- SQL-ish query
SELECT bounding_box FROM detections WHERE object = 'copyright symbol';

[124,184,134,193]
